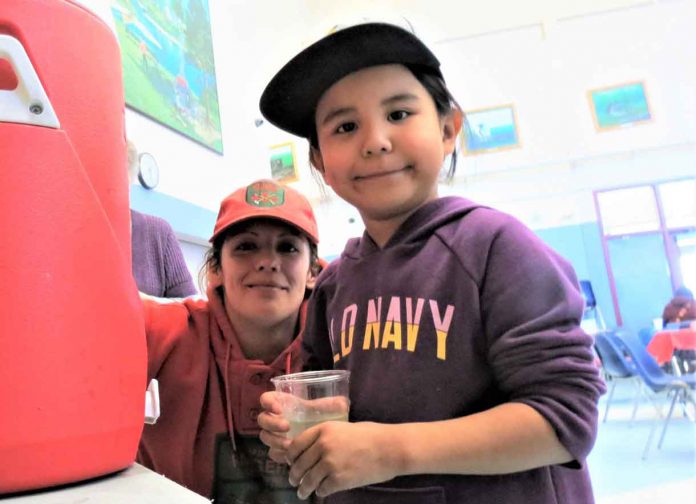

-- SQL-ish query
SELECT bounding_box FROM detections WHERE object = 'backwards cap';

[259,22,442,139]
[210,179,319,244]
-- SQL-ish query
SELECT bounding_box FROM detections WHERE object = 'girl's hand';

[286,421,398,500]
[258,391,291,463]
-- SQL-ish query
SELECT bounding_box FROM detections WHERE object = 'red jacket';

[137,286,306,502]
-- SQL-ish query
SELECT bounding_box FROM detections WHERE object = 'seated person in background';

[662,286,696,373]
[138,179,323,503]
[662,286,696,328]
[127,140,197,298]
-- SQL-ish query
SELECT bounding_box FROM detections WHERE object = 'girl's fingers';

[267,447,291,464]
[286,429,322,485]
[296,464,329,501]
[315,475,338,498]
[288,426,338,499]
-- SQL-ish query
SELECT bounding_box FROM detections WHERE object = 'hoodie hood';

[206,284,306,448]
[343,197,485,259]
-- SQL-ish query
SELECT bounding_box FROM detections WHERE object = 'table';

[646,328,696,366]
[3,463,210,503]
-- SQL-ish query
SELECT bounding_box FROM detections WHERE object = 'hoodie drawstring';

[222,343,237,454]
[222,343,292,458]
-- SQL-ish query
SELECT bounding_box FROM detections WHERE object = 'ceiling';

[304,0,659,43]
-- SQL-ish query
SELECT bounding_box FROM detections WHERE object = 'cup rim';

[271,369,350,385]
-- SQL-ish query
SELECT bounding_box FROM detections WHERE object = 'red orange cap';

[210,179,319,244]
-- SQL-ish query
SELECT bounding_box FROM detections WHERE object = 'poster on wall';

[110,0,223,154]
[269,142,298,183]
[462,104,520,155]
[588,81,651,131]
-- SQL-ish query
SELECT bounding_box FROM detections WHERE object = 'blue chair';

[608,331,696,459]
[637,327,654,348]
[594,332,641,423]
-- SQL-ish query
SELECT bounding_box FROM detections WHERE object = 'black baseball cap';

[259,22,442,140]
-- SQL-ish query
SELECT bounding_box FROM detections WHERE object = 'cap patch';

[246,181,285,207]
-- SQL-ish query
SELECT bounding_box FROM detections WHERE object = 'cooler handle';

[0,34,60,128]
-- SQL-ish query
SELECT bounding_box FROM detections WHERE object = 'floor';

[588,377,696,503]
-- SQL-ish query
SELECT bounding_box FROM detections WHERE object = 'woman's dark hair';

[308,64,461,181]
[198,218,320,298]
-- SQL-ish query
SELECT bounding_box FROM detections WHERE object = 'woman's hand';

[285,421,400,500]
[258,393,400,500]
[258,391,292,463]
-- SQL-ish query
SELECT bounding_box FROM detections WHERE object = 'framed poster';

[462,104,520,155]
[588,81,651,130]
[110,0,223,154]
[269,142,298,183]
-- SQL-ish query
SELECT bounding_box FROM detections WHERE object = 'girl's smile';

[245,282,287,291]
[352,164,414,181]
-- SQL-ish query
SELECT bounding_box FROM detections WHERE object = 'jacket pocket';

[329,484,446,504]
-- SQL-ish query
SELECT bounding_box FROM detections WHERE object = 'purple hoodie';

[303,197,605,504]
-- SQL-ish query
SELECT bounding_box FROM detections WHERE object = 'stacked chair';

[593,332,642,423]
[601,331,696,459]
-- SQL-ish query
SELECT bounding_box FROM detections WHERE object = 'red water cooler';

[0,0,146,493]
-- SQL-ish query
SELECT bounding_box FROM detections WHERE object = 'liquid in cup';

[271,370,350,438]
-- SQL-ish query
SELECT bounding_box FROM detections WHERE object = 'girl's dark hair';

[308,64,461,181]
[198,219,320,298]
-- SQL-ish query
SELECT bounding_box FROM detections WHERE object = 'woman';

[138,179,322,503]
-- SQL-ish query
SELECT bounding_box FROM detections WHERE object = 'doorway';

[595,178,696,332]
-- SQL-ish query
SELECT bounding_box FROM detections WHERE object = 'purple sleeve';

[477,215,605,462]
[131,211,197,298]
[161,224,197,298]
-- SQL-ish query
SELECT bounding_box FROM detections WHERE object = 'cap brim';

[260,23,442,139]
[209,212,318,245]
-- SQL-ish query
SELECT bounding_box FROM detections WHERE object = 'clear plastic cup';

[271,370,350,438]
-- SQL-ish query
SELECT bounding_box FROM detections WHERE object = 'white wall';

[81,0,696,259]
[179,239,207,295]
[124,0,321,211]
[436,0,696,229]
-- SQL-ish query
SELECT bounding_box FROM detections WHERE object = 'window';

[658,179,696,229]
[596,186,659,235]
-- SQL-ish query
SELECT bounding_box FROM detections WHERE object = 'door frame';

[594,178,695,327]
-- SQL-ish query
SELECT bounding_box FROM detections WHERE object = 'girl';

[257,22,605,503]
[138,179,322,503]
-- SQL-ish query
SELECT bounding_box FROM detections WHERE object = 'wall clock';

[138,152,159,190]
